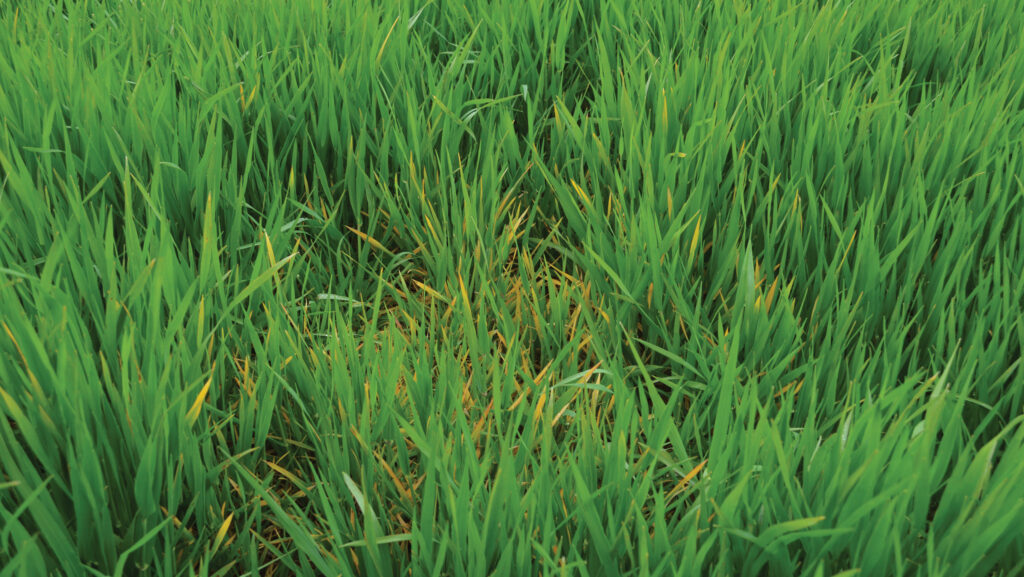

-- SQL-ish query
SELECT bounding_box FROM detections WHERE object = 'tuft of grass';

[1,0,1023,575]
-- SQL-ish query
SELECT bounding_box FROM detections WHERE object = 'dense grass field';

[1,0,1023,575]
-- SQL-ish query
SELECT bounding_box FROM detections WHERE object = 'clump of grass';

[1,0,1023,575]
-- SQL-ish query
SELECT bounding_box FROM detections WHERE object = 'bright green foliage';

[1,0,1023,575]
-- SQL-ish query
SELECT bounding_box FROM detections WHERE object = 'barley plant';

[1,0,1023,575]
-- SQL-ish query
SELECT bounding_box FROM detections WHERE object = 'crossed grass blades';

[1,0,1023,575]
